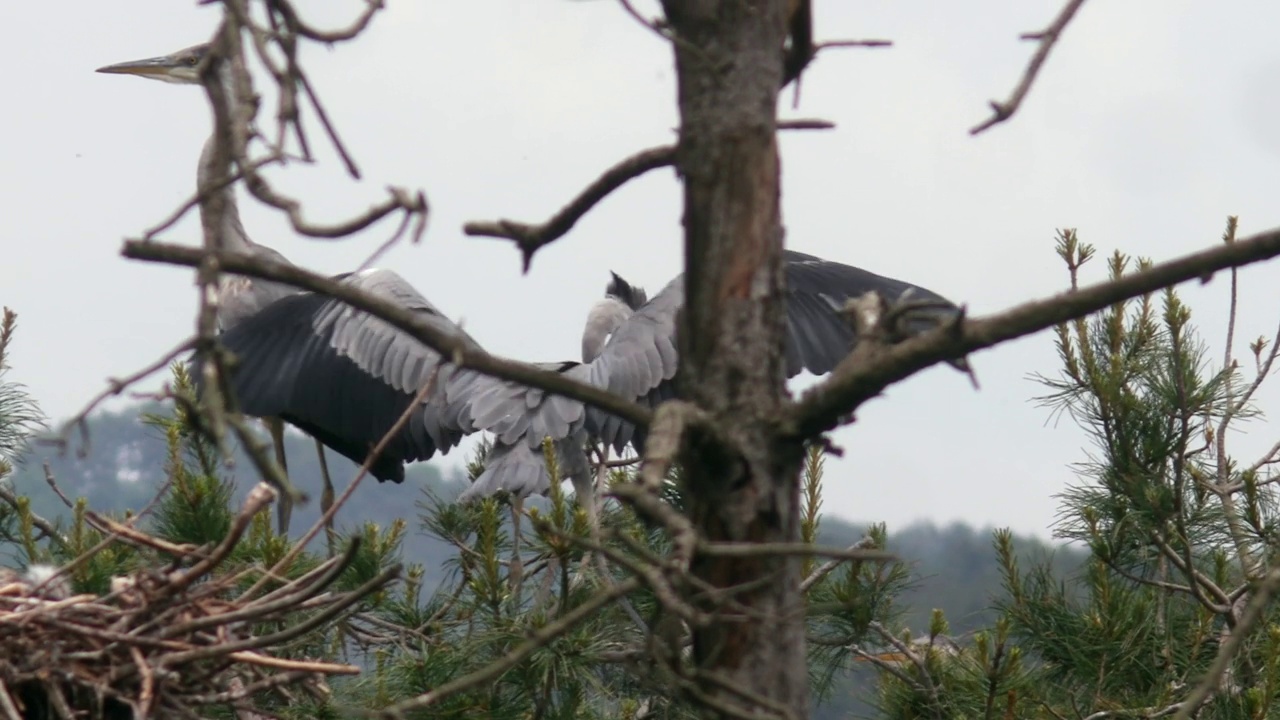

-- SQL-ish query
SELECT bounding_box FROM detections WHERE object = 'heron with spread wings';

[97,40,969,536]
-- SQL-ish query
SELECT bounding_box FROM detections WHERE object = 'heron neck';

[194,57,257,255]
[195,130,255,255]
[582,297,634,362]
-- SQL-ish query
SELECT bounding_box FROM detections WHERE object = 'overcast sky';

[3,0,1279,539]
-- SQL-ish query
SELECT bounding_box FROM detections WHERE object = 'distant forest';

[7,403,1087,718]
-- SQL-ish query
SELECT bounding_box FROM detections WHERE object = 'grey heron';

[97,43,480,535]
[450,250,969,505]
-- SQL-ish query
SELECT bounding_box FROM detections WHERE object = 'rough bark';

[662,1,807,716]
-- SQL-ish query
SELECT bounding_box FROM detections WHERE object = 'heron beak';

[95,55,178,78]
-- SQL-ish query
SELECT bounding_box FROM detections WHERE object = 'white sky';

[3,0,1280,539]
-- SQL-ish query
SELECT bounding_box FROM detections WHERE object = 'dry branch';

[970,0,1089,135]
[464,145,674,272]
[40,336,197,458]
[1171,567,1280,720]
[462,119,834,271]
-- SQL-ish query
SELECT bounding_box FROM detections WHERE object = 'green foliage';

[1,282,1121,719]
[861,222,1280,719]
[0,308,45,481]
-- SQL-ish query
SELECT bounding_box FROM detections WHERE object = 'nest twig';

[0,483,400,719]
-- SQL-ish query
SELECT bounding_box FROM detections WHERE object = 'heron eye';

[186,55,199,65]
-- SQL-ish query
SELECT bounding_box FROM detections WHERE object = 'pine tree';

[859,221,1280,719]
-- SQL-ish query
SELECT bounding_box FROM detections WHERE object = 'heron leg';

[571,445,606,584]
[574,445,645,630]
[509,496,524,597]
[264,417,292,536]
[315,438,336,556]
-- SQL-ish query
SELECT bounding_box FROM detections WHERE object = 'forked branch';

[463,119,834,271]
[464,145,675,272]
[969,0,1089,135]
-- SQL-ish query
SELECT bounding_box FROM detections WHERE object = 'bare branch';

[462,119,833,271]
[814,40,892,51]
[792,225,1280,438]
[800,536,876,593]
[240,368,443,599]
[618,0,678,45]
[465,145,675,272]
[194,7,427,246]
[266,0,386,43]
[869,621,944,718]
[121,241,654,430]
[39,336,196,458]
[698,542,894,562]
[0,483,68,551]
[778,0,891,104]
[1172,567,1280,720]
[162,483,276,597]
[969,0,1089,135]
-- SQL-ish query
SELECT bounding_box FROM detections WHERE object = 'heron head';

[96,43,210,85]
[605,271,648,311]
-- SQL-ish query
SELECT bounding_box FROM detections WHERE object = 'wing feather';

[452,250,965,503]
[194,268,477,482]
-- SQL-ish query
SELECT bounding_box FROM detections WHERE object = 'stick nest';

[0,483,396,720]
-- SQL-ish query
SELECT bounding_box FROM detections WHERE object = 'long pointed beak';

[96,55,180,78]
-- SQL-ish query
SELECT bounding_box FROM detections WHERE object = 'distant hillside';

[6,403,1086,719]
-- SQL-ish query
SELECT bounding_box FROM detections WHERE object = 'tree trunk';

[663,1,807,716]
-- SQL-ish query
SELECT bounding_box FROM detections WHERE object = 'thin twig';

[699,541,894,562]
[464,145,675,272]
[462,119,833,271]
[39,337,196,458]
[1171,567,1280,719]
[241,369,439,599]
[801,536,876,592]
[969,0,1089,135]
[0,483,68,551]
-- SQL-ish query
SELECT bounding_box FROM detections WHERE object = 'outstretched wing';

[443,275,683,453]
[194,268,478,481]
[780,249,963,376]
[452,250,965,500]
[588,251,964,451]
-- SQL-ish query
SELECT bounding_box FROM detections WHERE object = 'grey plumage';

[581,272,649,363]
[97,42,969,520]
[453,250,968,503]
[205,268,481,482]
